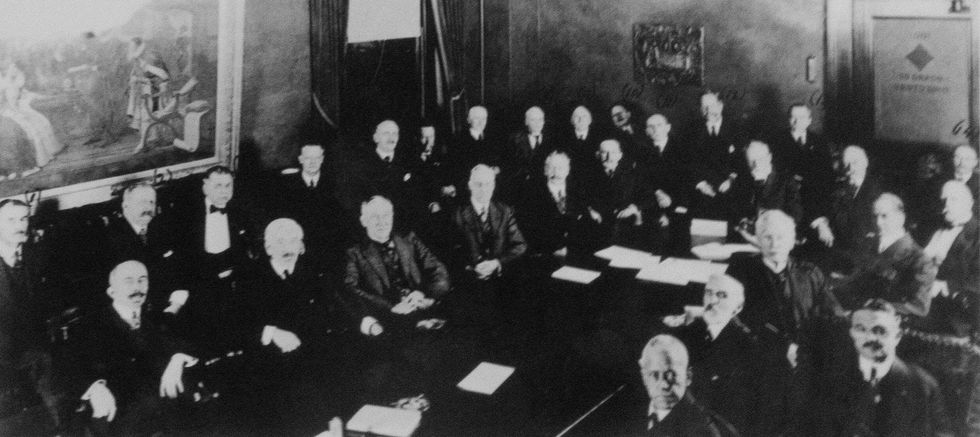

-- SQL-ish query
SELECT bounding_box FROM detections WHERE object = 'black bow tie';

[209,205,227,214]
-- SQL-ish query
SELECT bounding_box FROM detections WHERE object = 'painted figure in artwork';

[126,37,172,152]
[0,56,62,180]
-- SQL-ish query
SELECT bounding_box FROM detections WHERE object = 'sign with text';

[873,17,971,145]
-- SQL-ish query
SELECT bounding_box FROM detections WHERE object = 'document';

[346,404,421,437]
[636,258,728,285]
[690,218,728,237]
[635,261,689,285]
[551,266,602,284]
[691,242,760,261]
[594,245,653,261]
[608,254,661,269]
[457,362,516,395]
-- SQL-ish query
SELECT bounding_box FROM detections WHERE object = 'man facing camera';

[71,260,198,437]
[812,299,951,437]
[279,144,350,266]
[581,139,660,251]
[345,196,449,337]
[638,334,738,437]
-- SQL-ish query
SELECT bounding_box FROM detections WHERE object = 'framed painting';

[0,0,243,209]
[633,23,704,87]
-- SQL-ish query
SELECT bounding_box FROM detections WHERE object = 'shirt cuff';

[696,181,711,190]
[81,379,107,400]
[169,290,189,307]
[809,217,828,228]
[360,317,379,335]
[171,353,198,367]
[261,326,276,346]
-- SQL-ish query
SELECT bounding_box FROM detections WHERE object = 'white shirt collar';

[470,129,484,140]
[858,355,894,382]
[548,180,566,198]
[471,199,490,214]
[302,173,320,186]
[647,403,671,424]
[751,167,772,182]
[763,257,787,274]
[849,174,866,189]
[205,198,226,213]
[269,258,297,279]
[111,302,141,327]
[0,242,20,267]
[792,130,807,143]
[706,322,726,340]
[376,149,395,162]
[575,129,588,139]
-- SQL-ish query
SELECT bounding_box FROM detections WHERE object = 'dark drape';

[309,0,346,134]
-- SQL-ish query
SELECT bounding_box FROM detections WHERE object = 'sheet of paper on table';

[635,260,689,285]
[551,266,602,284]
[690,218,728,237]
[457,362,516,395]
[691,242,759,261]
[663,258,729,283]
[594,245,654,261]
[608,253,661,269]
[346,404,421,437]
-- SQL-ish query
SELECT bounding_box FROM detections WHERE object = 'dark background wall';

[240,0,312,171]
[487,0,825,135]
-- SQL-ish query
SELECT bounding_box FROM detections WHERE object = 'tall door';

[827,0,978,161]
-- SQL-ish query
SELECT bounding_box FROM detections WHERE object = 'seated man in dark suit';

[952,144,979,201]
[642,113,693,255]
[729,140,802,231]
[638,334,738,437]
[101,183,184,315]
[71,260,199,437]
[667,274,772,435]
[832,193,937,318]
[515,151,583,258]
[811,299,951,437]
[346,120,422,231]
[0,199,63,434]
[819,145,884,253]
[500,106,556,203]
[451,164,527,334]
[279,144,351,266]
[344,196,449,336]
[921,181,980,337]
[726,209,844,435]
[581,139,660,252]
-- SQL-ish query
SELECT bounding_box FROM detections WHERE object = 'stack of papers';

[457,362,515,395]
[595,246,662,269]
[551,266,602,284]
[690,219,728,237]
[346,405,421,437]
[594,245,652,260]
[691,242,759,261]
[636,258,728,285]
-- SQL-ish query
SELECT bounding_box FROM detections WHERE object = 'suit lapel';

[393,235,419,285]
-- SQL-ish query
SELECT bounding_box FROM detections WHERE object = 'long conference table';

[334,242,748,437]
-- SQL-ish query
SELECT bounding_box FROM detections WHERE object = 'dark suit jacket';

[448,130,503,191]
[636,136,692,209]
[829,176,884,251]
[580,162,658,223]
[515,176,586,255]
[344,145,415,211]
[70,306,190,407]
[835,234,937,317]
[0,243,58,394]
[812,355,951,437]
[726,256,844,357]
[674,319,773,435]
[100,215,179,312]
[451,200,527,270]
[343,233,449,322]
[501,130,556,190]
[562,128,604,178]
[238,254,342,349]
[685,118,744,187]
[277,171,352,262]
[924,217,980,337]
[728,170,802,224]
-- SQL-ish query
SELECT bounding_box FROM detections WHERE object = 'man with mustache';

[812,299,950,436]
[0,199,63,434]
[345,120,417,231]
[99,183,185,315]
[70,260,199,437]
[669,274,774,435]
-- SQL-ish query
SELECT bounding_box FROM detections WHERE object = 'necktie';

[556,190,566,214]
[308,179,316,189]
[383,156,392,164]
[282,268,291,280]
[578,134,585,141]
[532,135,540,149]
[137,227,148,246]
[209,205,227,214]
[131,311,141,330]
[796,135,805,147]
[848,182,859,199]
[710,125,717,136]
[478,207,488,223]
[647,413,659,431]
[606,168,614,178]
[12,245,23,269]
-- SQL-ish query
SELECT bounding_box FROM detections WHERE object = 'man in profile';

[951,144,979,201]
[812,299,951,436]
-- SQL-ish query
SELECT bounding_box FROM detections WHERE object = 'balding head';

[756,209,797,265]
[525,106,545,134]
[639,334,691,411]
[954,145,978,178]
[571,106,592,133]
[468,106,488,132]
[873,193,906,237]
[373,120,400,155]
[745,141,773,173]
[468,164,497,204]
[360,196,394,244]
[264,218,305,263]
[298,144,325,177]
[941,180,974,226]
[107,260,149,311]
[544,151,570,183]
[842,145,869,183]
[598,139,623,170]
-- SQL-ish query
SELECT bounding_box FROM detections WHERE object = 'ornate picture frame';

[633,23,704,87]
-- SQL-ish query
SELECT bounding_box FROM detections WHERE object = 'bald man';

[449,106,503,191]
[71,260,198,437]
[501,106,556,203]
[821,145,884,251]
[671,274,772,435]
[728,140,802,226]
[834,193,937,317]
[344,120,415,220]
